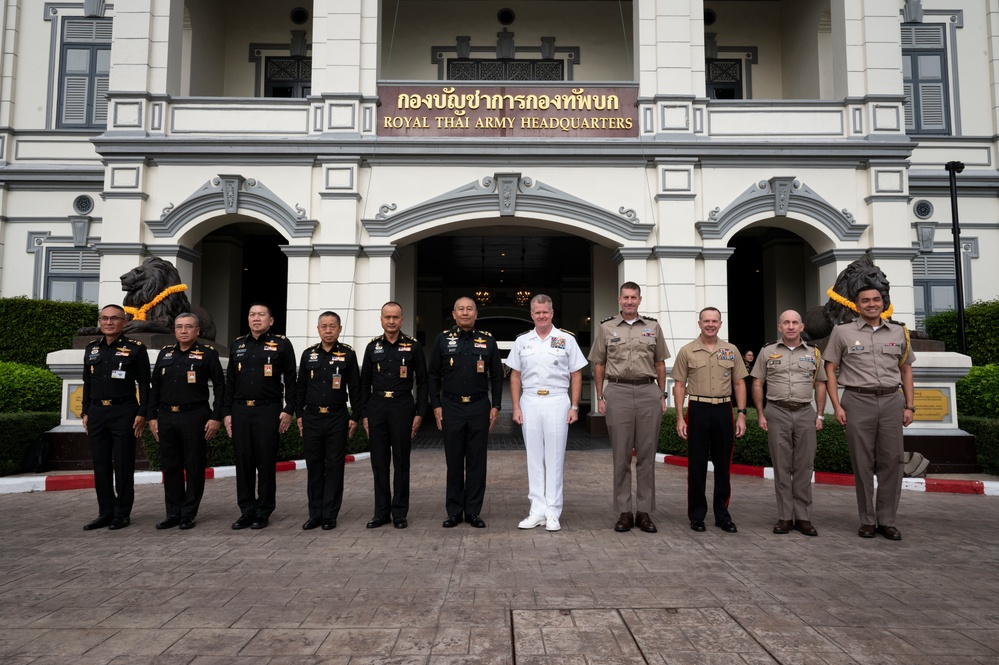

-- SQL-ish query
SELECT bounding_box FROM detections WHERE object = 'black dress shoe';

[179,517,196,530]
[442,513,461,528]
[302,517,322,530]
[715,520,738,533]
[366,516,390,529]
[467,515,486,528]
[690,520,706,532]
[394,517,408,529]
[250,516,269,529]
[794,520,818,537]
[156,516,181,530]
[322,518,336,530]
[84,516,112,531]
[877,525,902,541]
[232,515,254,530]
[858,524,876,538]
[108,517,131,530]
[635,512,658,533]
[614,512,634,532]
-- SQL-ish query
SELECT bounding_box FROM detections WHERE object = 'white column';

[358,245,397,341]
[652,247,700,357]
[699,247,735,340]
[280,245,314,352]
[313,244,363,348]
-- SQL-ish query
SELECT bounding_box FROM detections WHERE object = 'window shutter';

[93,75,109,124]
[61,77,89,125]
[913,254,955,278]
[903,82,914,130]
[48,249,100,273]
[918,82,946,131]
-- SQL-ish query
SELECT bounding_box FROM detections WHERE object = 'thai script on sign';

[398,87,620,116]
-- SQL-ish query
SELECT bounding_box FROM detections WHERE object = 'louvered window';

[913,254,957,330]
[46,249,100,303]
[901,24,950,135]
[57,18,112,129]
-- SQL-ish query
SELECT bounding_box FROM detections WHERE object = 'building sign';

[912,388,951,423]
[379,85,639,138]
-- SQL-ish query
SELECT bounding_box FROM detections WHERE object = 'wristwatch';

[904,405,916,413]
[662,391,669,399]
[598,396,606,401]
[736,408,747,415]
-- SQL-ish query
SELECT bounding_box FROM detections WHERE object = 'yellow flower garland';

[825,286,893,320]
[124,284,188,321]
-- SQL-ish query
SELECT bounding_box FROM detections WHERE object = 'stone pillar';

[359,245,398,340]
[699,247,735,340]
[311,0,377,137]
[652,246,701,355]
[280,245,314,352]
[108,0,184,95]
[313,244,363,348]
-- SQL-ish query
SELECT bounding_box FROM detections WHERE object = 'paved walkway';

[2,449,998,664]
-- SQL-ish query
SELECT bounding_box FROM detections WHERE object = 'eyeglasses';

[99,316,124,323]
[174,324,197,330]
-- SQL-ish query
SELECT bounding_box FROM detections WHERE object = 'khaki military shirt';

[823,318,914,388]
[671,337,748,397]
[588,314,670,379]
[751,340,827,402]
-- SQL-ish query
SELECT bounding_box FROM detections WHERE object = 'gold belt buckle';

[461,395,471,403]
[537,390,549,396]
[384,391,394,398]
[246,400,255,407]
[101,399,112,406]
[319,406,329,414]
[171,406,180,413]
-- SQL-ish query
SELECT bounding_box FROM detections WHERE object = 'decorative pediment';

[362,173,653,241]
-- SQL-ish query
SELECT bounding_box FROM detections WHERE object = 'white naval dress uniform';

[506,328,588,519]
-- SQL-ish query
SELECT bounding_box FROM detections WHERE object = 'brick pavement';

[2,449,999,664]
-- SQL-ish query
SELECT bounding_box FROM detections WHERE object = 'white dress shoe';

[546,516,561,532]
[518,514,547,529]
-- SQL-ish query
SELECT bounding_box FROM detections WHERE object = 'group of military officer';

[82,275,914,539]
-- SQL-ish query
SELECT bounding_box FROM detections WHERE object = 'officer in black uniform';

[148,312,225,530]
[295,311,361,531]
[428,296,503,529]
[81,304,150,531]
[223,302,296,530]
[360,301,428,529]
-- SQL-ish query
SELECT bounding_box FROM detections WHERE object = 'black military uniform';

[82,334,150,525]
[295,340,361,526]
[360,332,428,524]
[223,332,296,524]
[428,325,503,522]
[149,341,225,524]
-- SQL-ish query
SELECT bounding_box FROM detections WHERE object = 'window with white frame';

[56,18,112,129]
[901,23,950,135]
[46,249,100,303]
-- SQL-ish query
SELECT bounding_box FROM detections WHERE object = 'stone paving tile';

[83,627,189,658]
[314,627,401,655]
[238,627,330,655]
[161,606,248,629]
[16,627,120,656]
[160,628,258,656]
[96,606,185,628]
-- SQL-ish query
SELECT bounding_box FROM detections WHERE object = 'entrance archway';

[727,226,819,356]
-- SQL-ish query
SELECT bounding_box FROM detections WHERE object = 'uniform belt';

[607,377,656,385]
[770,399,809,411]
[526,389,565,396]
[160,402,207,414]
[237,398,278,407]
[443,392,487,404]
[372,390,408,398]
[844,386,899,397]
[304,404,343,414]
[688,395,730,404]
[91,396,133,407]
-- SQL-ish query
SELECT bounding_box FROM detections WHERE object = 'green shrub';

[925,299,999,365]
[0,362,63,413]
[0,297,99,367]
[956,365,999,418]
[142,412,369,471]
[658,408,852,473]
[960,416,999,476]
[0,412,60,476]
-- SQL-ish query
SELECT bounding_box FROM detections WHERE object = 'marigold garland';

[825,286,893,320]
[124,284,188,321]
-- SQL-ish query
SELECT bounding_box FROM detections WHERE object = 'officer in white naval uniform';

[507,294,588,532]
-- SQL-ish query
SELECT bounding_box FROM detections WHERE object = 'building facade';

[1,0,995,369]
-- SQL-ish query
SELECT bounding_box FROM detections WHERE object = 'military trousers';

[442,398,490,518]
[764,402,817,521]
[230,401,281,519]
[604,381,661,514]
[842,390,905,527]
[87,401,138,520]
[367,395,415,520]
[302,407,349,521]
[686,401,734,523]
[158,404,210,519]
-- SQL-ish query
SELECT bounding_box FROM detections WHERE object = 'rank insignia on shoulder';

[641,314,657,321]
[477,330,493,337]
[340,343,353,351]
[558,328,576,336]
[276,334,287,339]
[600,315,615,323]
[161,344,174,350]
[129,339,144,346]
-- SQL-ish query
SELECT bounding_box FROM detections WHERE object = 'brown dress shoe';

[794,520,818,536]
[614,512,634,532]
[773,519,792,534]
[858,524,877,538]
[877,525,902,540]
[635,512,657,533]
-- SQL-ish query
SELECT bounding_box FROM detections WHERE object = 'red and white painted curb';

[0,452,370,495]
[655,453,999,496]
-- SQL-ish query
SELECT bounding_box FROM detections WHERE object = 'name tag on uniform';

[264,364,273,377]
[187,370,197,383]
[111,370,126,380]
[476,359,485,373]
[332,375,342,389]
[399,365,408,378]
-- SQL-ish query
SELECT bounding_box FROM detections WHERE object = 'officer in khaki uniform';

[588,282,669,534]
[751,310,826,536]
[825,286,915,541]
[671,307,747,533]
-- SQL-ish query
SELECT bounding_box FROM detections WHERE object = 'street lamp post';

[944,160,967,355]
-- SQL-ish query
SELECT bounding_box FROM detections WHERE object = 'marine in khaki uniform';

[671,307,748,533]
[824,287,915,541]
[751,310,826,536]
[588,282,670,534]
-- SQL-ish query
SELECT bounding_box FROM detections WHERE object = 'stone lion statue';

[803,256,891,342]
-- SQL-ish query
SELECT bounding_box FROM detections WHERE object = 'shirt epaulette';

[161,343,175,351]
[370,335,382,343]
[276,334,287,339]
[202,344,215,351]
[558,328,576,337]
[127,338,144,346]
[309,342,322,352]
[600,315,615,323]
[516,330,531,338]
[476,329,493,337]
[641,314,657,321]
[339,342,354,351]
